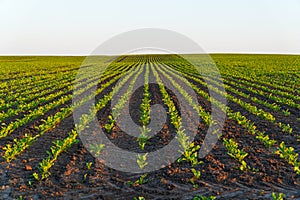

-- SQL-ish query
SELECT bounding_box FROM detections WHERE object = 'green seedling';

[137,153,148,169]
[89,143,105,157]
[193,195,216,200]
[32,172,39,181]
[104,115,115,133]
[223,138,250,171]
[178,142,203,167]
[137,126,150,150]
[86,162,93,170]
[256,132,276,148]
[83,173,88,181]
[128,174,148,186]
[275,142,300,174]
[272,192,285,200]
[133,197,145,200]
[282,109,290,117]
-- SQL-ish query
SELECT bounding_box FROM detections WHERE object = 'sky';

[0,0,300,55]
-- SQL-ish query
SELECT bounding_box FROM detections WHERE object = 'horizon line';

[0,52,300,56]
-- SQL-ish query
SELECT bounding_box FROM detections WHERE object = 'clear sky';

[0,0,300,55]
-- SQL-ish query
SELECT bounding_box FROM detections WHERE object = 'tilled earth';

[0,72,299,200]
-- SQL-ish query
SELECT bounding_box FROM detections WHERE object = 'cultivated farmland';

[0,54,299,199]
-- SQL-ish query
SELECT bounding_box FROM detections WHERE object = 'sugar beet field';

[0,54,299,199]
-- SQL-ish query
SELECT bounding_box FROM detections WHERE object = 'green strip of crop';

[0,64,131,140]
[0,62,128,112]
[158,63,251,171]
[2,65,131,162]
[224,74,300,102]
[152,63,204,177]
[34,63,142,180]
[170,63,296,135]
[165,62,300,175]
[137,63,151,151]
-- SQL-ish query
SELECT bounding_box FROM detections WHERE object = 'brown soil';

[0,68,299,200]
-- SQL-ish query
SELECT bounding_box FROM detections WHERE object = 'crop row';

[152,64,205,184]
[2,63,134,161]
[164,63,300,175]
[0,63,80,89]
[0,63,127,114]
[157,63,251,172]
[33,64,143,180]
[169,63,296,135]
[220,78,293,115]
[137,64,151,151]
[224,74,300,103]
[0,63,132,138]
[225,73,300,95]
